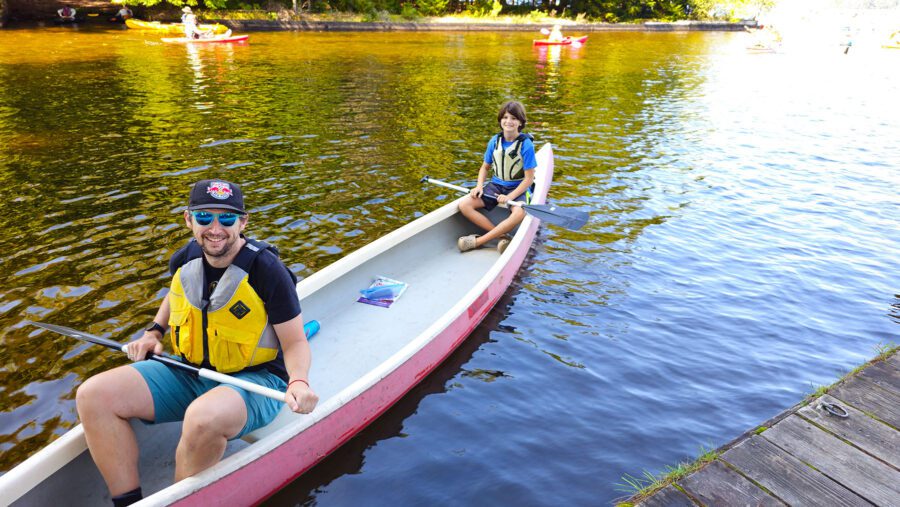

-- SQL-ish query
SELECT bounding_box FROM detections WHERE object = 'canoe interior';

[10,201,517,505]
[248,204,515,440]
[11,421,252,506]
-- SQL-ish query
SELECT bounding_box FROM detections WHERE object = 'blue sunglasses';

[191,211,241,227]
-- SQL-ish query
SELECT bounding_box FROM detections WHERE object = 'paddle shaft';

[33,321,320,402]
[421,176,589,230]
[421,177,520,209]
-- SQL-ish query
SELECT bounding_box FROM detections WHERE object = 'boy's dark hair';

[497,101,527,132]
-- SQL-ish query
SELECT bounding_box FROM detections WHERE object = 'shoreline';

[0,19,755,32]
[0,0,756,30]
[214,19,754,32]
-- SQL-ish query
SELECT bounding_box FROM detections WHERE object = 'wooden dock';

[626,350,900,506]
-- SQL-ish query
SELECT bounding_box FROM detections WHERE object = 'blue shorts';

[482,182,533,211]
[131,360,286,440]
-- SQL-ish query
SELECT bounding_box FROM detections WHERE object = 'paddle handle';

[199,369,287,402]
[420,176,521,208]
[422,176,469,194]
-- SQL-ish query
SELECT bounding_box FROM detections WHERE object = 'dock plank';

[798,394,900,469]
[677,460,782,506]
[625,352,900,507]
[830,378,900,428]
[855,361,900,395]
[636,485,695,507]
[721,435,868,507]
[762,415,900,505]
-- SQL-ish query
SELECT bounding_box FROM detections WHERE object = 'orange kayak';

[533,35,588,46]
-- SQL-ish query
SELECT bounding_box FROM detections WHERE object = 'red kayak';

[533,35,588,46]
[161,34,249,44]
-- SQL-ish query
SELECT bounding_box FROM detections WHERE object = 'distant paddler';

[111,4,133,22]
[744,22,781,52]
[181,6,214,39]
[57,4,77,22]
[547,24,564,43]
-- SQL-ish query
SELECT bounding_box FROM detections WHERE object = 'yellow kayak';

[125,18,228,35]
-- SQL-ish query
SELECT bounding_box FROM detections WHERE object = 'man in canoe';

[76,179,318,506]
[457,101,536,254]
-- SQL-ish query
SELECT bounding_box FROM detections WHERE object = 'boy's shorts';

[482,182,533,211]
[131,360,286,440]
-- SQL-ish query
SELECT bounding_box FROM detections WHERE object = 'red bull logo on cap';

[207,181,233,200]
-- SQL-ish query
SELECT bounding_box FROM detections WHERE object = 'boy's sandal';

[497,236,512,254]
[457,235,479,252]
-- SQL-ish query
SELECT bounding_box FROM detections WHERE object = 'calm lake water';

[0,25,898,505]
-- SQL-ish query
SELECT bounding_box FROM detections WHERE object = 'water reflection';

[265,283,524,506]
[185,43,205,89]
[534,45,561,99]
[0,27,898,506]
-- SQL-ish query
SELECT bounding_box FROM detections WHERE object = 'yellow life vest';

[490,133,532,183]
[167,240,279,373]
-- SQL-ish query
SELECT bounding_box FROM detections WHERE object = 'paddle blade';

[540,28,550,35]
[523,203,589,230]
[32,322,125,350]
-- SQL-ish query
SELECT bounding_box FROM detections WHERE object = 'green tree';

[110,0,231,9]
[103,0,767,19]
[417,0,450,15]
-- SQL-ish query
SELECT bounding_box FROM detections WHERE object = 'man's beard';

[200,234,238,258]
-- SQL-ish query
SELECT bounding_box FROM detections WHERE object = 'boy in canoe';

[457,100,536,254]
[76,179,318,506]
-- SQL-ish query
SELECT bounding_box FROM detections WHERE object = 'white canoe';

[2,144,555,506]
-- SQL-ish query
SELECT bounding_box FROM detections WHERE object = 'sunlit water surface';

[0,26,898,505]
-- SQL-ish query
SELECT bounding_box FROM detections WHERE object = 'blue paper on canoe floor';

[357,276,408,308]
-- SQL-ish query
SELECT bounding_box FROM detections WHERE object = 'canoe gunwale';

[0,425,87,503]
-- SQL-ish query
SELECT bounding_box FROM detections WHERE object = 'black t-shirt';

[168,238,301,381]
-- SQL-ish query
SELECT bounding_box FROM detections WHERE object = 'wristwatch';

[146,322,167,338]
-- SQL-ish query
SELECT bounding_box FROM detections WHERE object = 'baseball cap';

[188,179,246,214]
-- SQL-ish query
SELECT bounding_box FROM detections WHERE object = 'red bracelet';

[288,379,309,389]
